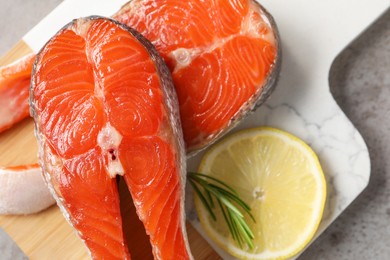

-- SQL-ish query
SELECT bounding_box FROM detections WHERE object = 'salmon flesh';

[0,54,35,133]
[30,16,192,259]
[114,0,281,153]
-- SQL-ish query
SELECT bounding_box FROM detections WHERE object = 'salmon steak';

[0,0,279,154]
[0,54,35,133]
[114,0,281,153]
[30,16,192,259]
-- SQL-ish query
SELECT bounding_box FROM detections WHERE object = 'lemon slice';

[194,126,326,260]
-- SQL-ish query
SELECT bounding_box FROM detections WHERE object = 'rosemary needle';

[188,172,255,249]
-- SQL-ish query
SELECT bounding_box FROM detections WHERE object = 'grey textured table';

[0,1,389,259]
[301,8,390,260]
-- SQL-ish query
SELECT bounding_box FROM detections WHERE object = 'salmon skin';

[30,16,192,259]
[0,163,55,215]
[114,0,281,154]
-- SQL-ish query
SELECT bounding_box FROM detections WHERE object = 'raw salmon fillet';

[0,54,35,133]
[114,0,281,153]
[30,16,192,259]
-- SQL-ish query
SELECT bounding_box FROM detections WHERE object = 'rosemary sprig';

[188,172,255,249]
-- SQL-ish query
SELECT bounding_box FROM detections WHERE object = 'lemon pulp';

[194,126,326,260]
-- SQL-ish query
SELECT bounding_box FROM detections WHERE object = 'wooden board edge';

[0,40,33,66]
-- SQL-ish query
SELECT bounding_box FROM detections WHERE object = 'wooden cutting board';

[0,41,220,259]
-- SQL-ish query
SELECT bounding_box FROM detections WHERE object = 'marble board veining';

[186,1,389,259]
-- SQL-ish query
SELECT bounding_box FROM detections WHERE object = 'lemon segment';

[194,126,326,260]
